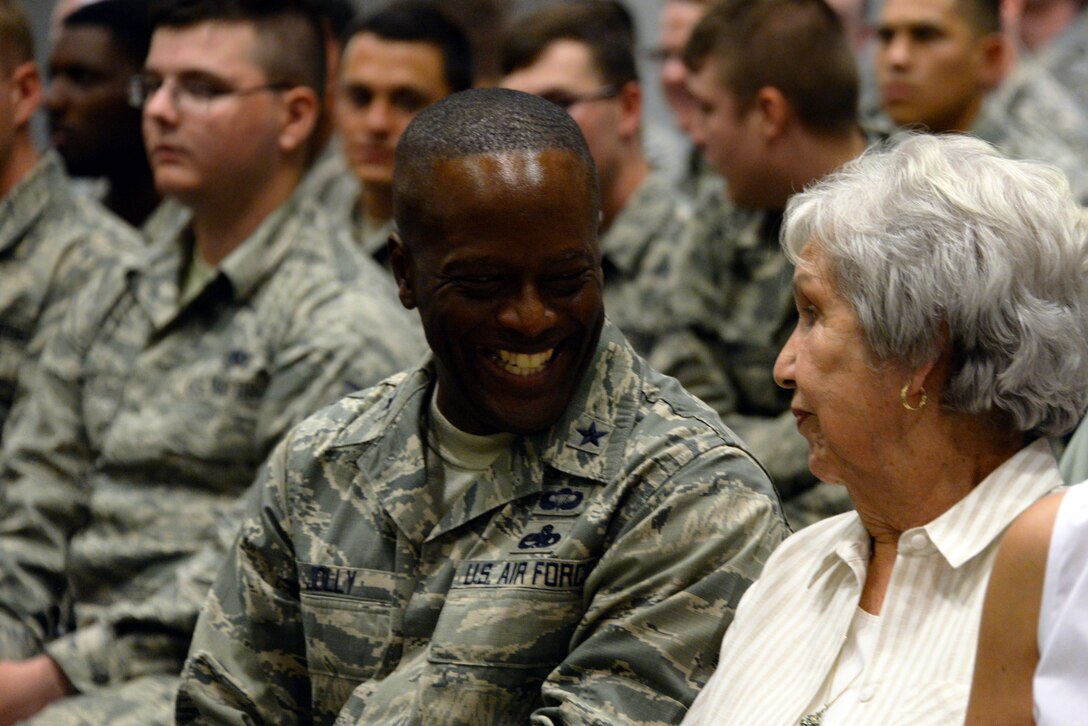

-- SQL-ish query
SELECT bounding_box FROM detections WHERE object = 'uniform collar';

[331,321,641,543]
[132,191,311,330]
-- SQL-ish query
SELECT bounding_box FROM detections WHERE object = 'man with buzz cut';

[0,0,422,723]
[875,0,1088,203]
[334,1,472,272]
[0,0,139,445]
[176,87,786,726]
[500,2,691,357]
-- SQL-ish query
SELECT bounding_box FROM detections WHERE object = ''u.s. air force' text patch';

[455,558,595,591]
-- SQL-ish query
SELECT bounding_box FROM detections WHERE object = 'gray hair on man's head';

[782,133,1088,437]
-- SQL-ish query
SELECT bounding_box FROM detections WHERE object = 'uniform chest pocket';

[428,558,589,670]
[299,565,404,723]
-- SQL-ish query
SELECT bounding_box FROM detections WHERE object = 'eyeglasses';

[539,84,622,111]
[128,73,292,113]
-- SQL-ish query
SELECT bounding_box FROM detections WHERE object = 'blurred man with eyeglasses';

[500,1,689,357]
[0,0,423,722]
[333,1,472,272]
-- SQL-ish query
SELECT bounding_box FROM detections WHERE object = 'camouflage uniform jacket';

[0,151,138,440]
[646,194,822,501]
[974,59,1088,205]
[1034,10,1088,108]
[0,194,424,693]
[600,173,690,358]
[176,321,787,725]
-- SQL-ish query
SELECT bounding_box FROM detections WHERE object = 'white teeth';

[491,348,554,376]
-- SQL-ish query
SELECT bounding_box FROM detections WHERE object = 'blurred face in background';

[48,24,144,176]
[502,40,633,203]
[657,0,705,134]
[876,0,1004,133]
[335,32,450,189]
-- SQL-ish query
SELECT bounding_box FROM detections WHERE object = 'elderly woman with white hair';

[681,134,1088,726]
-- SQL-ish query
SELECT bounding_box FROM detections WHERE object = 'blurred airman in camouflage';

[658,0,865,528]
[874,0,1088,203]
[501,2,691,357]
[1012,0,1088,114]
[331,1,472,273]
[177,87,786,726]
[0,0,138,445]
[0,0,422,723]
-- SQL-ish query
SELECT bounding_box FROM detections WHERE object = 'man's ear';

[977,33,1013,90]
[10,62,42,128]
[752,85,791,143]
[388,232,417,310]
[615,80,642,142]
[277,85,319,154]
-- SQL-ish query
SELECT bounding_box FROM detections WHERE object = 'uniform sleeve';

[0,289,98,660]
[531,446,788,725]
[175,434,311,723]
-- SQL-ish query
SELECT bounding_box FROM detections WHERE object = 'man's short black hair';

[65,0,153,66]
[394,87,598,246]
[149,0,326,99]
[346,1,474,94]
[501,1,639,87]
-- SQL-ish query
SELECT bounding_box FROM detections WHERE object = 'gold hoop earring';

[900,383,927,412]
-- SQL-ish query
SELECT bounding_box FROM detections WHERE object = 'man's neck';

[361,181,393,225]
[601,153,650,233]
[770,124,870,210]
[779,126,868,206]
[190,169,300,267]
[0,136,39,200]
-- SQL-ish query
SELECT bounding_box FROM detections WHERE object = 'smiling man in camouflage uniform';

[0,0,422,722]
[177,88,786,726]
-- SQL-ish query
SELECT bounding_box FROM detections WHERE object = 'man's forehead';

[147,21,261,75]
[341,33,446,84]
[51,25,125,67]
[880,0,967,27]
[504,39,602,91]
[428,149,587,190]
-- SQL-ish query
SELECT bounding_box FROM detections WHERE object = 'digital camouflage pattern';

[645,190,828,510]
[973,59,1088,205]
[176,321,787,725]
[1034,10,1088,109]
[0,151,138,441]
[0,194,424,719]
[599,172,691,358]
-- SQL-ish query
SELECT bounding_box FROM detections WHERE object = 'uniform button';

[858,686,875,702]
[910,533,927,551]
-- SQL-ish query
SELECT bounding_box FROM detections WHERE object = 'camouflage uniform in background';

[0,150,139,441]
[599,173,691,358]
[0,195,424,724]
[297,135,399,276]
[973,59,1088,205]
[647,188,852,530]
[1033,10,1088,107]
[176,321,787,725]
